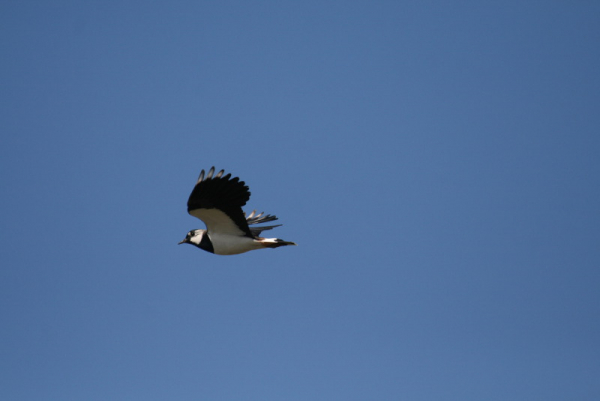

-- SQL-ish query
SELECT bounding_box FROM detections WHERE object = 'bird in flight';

[179,167,297,255]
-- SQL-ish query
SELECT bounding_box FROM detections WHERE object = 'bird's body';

[179,167,296,255]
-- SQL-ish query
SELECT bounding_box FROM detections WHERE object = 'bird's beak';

[178,239,186,245]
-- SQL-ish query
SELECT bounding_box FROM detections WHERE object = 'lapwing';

[179,167,296,255]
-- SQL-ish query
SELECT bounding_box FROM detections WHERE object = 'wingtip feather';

[197,169,205,183]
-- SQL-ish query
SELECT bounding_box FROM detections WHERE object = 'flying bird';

[179,167,297,255]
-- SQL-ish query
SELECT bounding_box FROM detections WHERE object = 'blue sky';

[1,1,599,400]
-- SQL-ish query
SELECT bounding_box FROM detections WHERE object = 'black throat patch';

[197,233,214,253]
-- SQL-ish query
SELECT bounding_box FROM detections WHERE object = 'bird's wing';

[187,167,253,237]
[244,210,282,237]
[245,210,279,226]
[249,224,282,237]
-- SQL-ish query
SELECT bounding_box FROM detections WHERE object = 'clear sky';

[1,1,599,400]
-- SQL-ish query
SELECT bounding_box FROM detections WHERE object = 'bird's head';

[178,229,206,246]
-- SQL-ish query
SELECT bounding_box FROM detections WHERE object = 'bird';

[179,167,297,255]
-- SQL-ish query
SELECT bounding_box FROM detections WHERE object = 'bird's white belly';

[208,233,262,255]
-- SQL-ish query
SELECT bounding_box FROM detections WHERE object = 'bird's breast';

[208,233,263,255]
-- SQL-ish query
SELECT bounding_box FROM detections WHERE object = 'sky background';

[1,1,599,400]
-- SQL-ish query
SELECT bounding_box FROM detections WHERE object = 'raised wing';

[187,167,253,237]
[245,210,279,225]
[245,210,282,237]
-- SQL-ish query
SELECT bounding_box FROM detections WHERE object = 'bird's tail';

[259,238,297,248]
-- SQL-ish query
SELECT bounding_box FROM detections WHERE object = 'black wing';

[187,167,254,237]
